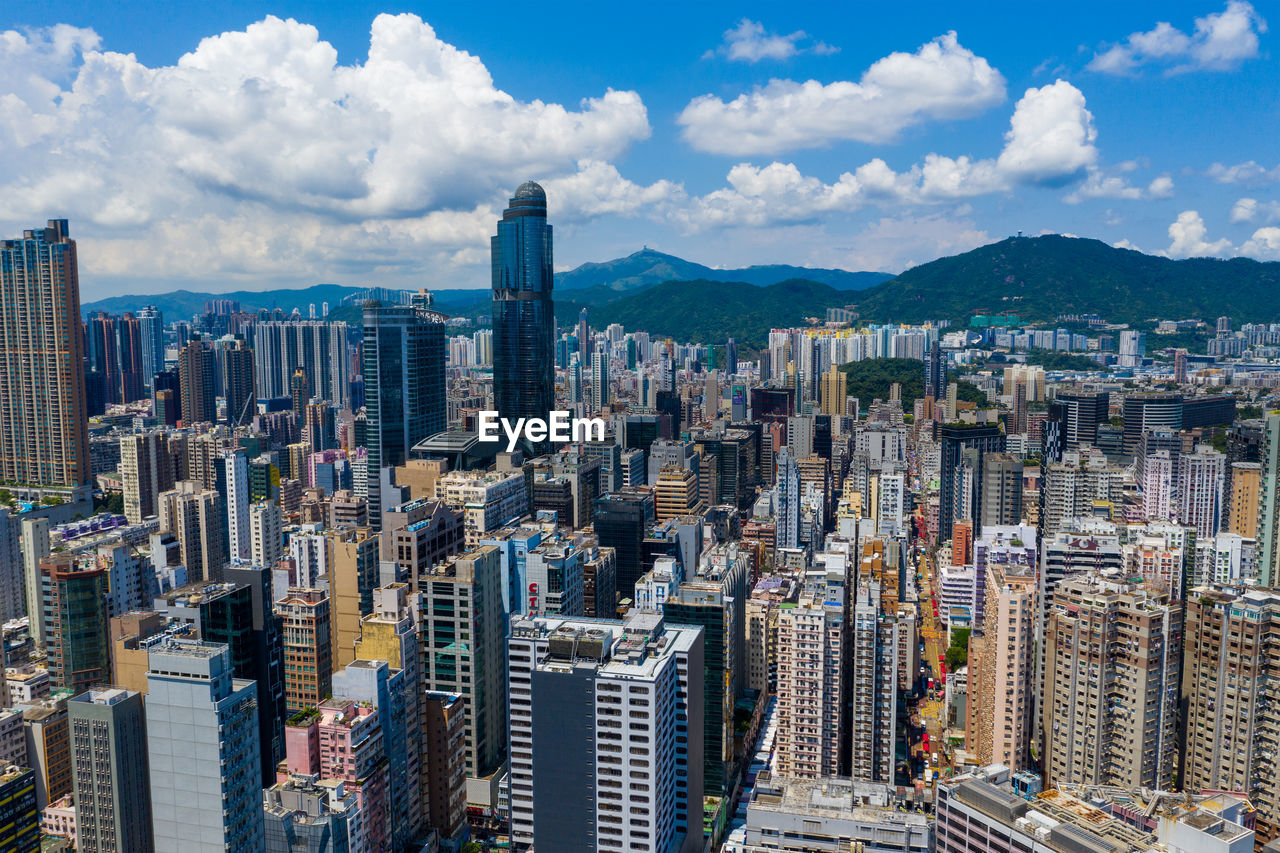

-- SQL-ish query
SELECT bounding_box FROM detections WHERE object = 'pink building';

[41,795,76,845]
[284,698,388,852]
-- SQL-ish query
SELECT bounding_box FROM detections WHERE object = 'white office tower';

[507,611,705,853]
[145,638,264,853]
[591,344,610,412]
[250,500,283,568]
[224,451,251,562]
[776,446,801,550]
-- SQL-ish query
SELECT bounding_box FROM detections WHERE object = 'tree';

[0,489,12,505]
[945,628,971,671]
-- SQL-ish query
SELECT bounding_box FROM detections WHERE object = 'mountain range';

[80,236,1280,348]
[80,249,884,319]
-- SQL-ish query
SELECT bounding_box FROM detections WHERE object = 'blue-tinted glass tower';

[362,301,447,526]
[492,181,555,428]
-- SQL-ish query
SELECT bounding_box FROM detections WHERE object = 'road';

[914,546,949,776]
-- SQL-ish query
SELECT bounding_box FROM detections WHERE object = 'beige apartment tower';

[1183,585,1280,842]
[0,220,90,490]
[1043,577,1180,791]
[965,561,1036,772]
[1228,461,1261,538]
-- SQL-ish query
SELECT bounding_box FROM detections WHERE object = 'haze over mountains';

[82,237,1280,347]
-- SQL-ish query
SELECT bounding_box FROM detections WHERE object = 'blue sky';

[2,1,1277,299]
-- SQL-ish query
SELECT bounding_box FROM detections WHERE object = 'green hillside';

[589,278,851,348]
[850,234,1280,325]
[840,358,987,411]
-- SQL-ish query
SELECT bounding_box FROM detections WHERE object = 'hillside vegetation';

[850,235,1280,325]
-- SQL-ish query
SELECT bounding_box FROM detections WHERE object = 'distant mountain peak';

[555,249,890,293]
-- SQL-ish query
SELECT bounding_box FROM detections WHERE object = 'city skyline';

[0,3,1277,299]
[5,5,1280,853]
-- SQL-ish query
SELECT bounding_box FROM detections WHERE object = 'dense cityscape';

[0,173,1278,853]
[3,4,1280,853]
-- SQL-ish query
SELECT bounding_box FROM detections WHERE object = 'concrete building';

[654,466,705,521]
[284,697,388,852]
[276,588,333,714]
[326,526,379,670]
[120,432,176,524]
[331,658,418,851]
[1178,444,1226,537]
[506,611,705,853]
[1228,461,1261,538]
[0,220,92,496]
[730,774,931,853]
[157,480,226,583]
[68,688,153,853]
[250,500,283,567]
[849,582,900,784]
[1183,585,1280,840]
[436,469,529,549]
[417,547,506,779]
[145,639,265,853]
[422,692,468,842]
[980,453,1023,530]
[776,595,845,778]
[263,774,357,853]
[224,451,251,563]
[0,765,40,853]
[966,560,1035,772]
[936,765,1251,853]
[352,584,426,840]
[21,701,70,810]
[1043,577,1180,790]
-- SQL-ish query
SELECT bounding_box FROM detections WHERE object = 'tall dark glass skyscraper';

[492,181,555,426]
[362,301,446,524]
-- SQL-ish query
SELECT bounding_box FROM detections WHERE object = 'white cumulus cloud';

[996,81,1097,185]
[678,31,1005,156]
[0,15,655,294]
[1241,227,1280,260]
[1208,160,1280,185]
[1163,210,1234,257]
[705,19,837,63]
[1230,197,1280,223]
[1088,2,1266,74]
[676,80,1122,230]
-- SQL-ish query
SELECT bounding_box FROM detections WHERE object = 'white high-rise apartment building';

[250,500,283,568]
[507,612,704,853]
[1178,444,1226,537]
[776,447,801,550]
[1142,450,1175,521]
[224,451,251,562]
[591,344,610,412]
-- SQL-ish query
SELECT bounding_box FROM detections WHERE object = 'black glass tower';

[492,181,555,428]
